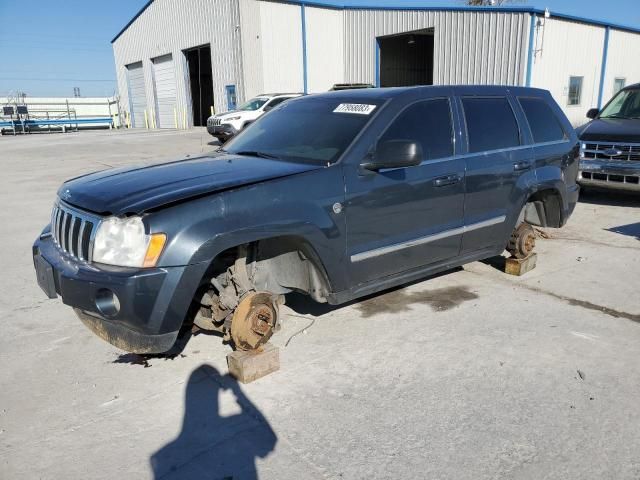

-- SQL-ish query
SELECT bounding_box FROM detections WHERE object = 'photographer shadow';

[151,364,276,479]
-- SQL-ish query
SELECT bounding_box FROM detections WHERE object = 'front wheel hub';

[230,292,279,351]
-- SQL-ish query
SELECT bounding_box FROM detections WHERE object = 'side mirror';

[586,108,599,119]
[362,140,423,171]
[263,105,273,112]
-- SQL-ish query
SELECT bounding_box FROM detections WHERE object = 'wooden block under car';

[505,253,537,276]
[227,343,280,383]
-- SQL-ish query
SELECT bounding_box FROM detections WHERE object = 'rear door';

[516,95,575,189]
[344,94,466,285]
[456,90,535,254]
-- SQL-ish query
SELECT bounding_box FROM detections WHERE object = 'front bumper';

[206,123,238,139]
[578,159,640,192]
[32,230,207,353]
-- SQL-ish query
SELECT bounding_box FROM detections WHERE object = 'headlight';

[92,216,166,268]
[225,116,241,121]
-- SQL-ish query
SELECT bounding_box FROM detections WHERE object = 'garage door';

[126,62,146,128]
[152,54,177,128]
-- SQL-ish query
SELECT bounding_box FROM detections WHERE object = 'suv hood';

[58,153,322,215]
[576,118,640,143]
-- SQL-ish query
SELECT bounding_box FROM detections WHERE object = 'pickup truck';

[577,82,640,192]
[33,85,579,354]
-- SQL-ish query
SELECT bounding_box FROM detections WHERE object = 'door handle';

[513,161,532,172]
[433,174,461,187]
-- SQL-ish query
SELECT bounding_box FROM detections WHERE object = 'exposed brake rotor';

[230,292,280,351]
[507,223,536,259]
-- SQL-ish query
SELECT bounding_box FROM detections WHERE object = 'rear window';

[518,97,567,143]
[462,97,520,153]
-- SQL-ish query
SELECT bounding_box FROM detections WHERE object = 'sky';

[0,0,638,98]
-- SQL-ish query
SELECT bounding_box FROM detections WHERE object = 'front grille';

[51,202,100,261]
[581,142,640,162]
[208,117,222,127]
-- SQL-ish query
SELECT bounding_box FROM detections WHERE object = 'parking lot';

[1,129,639,479]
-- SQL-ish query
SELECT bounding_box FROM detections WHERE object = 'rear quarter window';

[518,97,567,143]
[462,97,520,153]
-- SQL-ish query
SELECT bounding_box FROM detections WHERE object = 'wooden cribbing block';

[505,253,537,276]
[227,343,279,383]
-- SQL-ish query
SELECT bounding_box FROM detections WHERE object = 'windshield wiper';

[234,150,280,159]
[600,114,628,119]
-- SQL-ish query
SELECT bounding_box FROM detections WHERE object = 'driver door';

[344,97,466,285]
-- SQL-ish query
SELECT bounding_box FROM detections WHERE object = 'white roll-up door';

[152,54,177,128]
[126,62,146,128]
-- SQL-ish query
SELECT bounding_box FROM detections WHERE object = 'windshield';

[599,88,640,119]
[224,97,382,165]
[238,97,269,111]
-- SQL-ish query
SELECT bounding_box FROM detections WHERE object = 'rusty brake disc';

[230,291,279,351]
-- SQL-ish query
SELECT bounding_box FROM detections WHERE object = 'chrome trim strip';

[60,213,69,251]
[77,220,86,260]
[67,216,77,256]
[350,215,506,262]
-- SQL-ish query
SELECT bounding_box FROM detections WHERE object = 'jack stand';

[505,253,537,276]
[227,343,279,383]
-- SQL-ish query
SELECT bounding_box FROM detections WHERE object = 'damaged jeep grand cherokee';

[33,86,579,354]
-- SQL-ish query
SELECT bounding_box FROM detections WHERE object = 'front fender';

[149,167,350,292]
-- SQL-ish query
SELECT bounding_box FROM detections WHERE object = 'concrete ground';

[1,129,639,480]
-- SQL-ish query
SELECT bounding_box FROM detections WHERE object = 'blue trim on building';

[374,38,380,87]
[525,13,536,87]
[301,4,308,94]
[111,1,640,44]
[597,26,610,109]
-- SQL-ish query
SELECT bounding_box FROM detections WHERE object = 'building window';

[567,76,583,106]
[613,78,626,95]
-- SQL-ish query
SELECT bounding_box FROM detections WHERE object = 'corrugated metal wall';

[112,0,640,129]
[529,17,605,126]
[112,0,241,127]
[343,9,529,86]
[603,29,640,103]
[305,6,344,92]
[257,1,304,94]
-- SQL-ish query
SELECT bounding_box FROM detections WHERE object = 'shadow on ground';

[150,364,277,479]
[285,266,469,318]
[607,222,640,240]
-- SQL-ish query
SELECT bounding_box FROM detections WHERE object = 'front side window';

[378,99,453,161]
[462,97,520,153]
[568,76,583,106]
[238,97,269,111]
[599,88,640,120]
[613,78,626,95]
[225,97,382,165]
[518,97,566,143]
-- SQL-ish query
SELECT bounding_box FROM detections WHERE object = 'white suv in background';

[207,93,303,142]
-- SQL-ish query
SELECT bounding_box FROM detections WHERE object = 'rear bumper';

[578,159,640,192]
[33,230,207,353]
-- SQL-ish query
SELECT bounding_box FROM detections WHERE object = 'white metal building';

[111,0,640,128]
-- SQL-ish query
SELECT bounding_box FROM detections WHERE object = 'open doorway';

[185,44,214,126]
[378,29,434,87]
